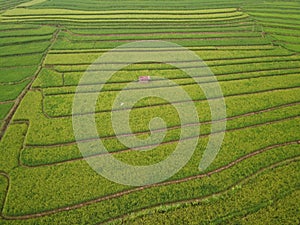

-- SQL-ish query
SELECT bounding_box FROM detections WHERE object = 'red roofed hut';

[139,76,151,83]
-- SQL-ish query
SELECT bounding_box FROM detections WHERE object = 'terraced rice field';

[0,0,299,224]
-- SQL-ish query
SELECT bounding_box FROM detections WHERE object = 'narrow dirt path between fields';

[0,29,60,140]
[100,157,299,225]
[1,141,299,220]
[20,103,300,168]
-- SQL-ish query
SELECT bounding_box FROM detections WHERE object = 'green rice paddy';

[0,0,299,224]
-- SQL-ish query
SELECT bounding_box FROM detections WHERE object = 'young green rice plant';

[0,66,38,83]
[113,162,299,225]
[0,123,28,172]
[0,79,30,102]
[229,190,299,225]
[14,83,300,146]
[0,25,56,38]
[0,34,52,46]
[0,54,43,67]
[51,37,270,50]
[69,23,253,35]
[32,68,63,88]
[0,41,50,57]
[1,2,300,224]
[43,73,300,117]
[61,31,260,43]
[0,102,13,120]
[3,137,299,222]
[21,104,300,166]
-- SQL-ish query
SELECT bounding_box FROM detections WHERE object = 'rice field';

[0,0,299,224]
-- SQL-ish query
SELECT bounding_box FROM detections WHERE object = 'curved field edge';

[0,1,300,224]
[104,160,299,225]
[0,156,299,224]
[14,87,300,146]
[20,103,300,167]
[1,116,299,217]
[0,112,300,218]
[229,189,300,225]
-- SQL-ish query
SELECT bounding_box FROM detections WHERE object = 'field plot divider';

[100,157,300,225]
[23,114,300,157]
[0,29,60,140]
[42,86,300,119]
[3,149,299,220]
[0,171,10,219]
